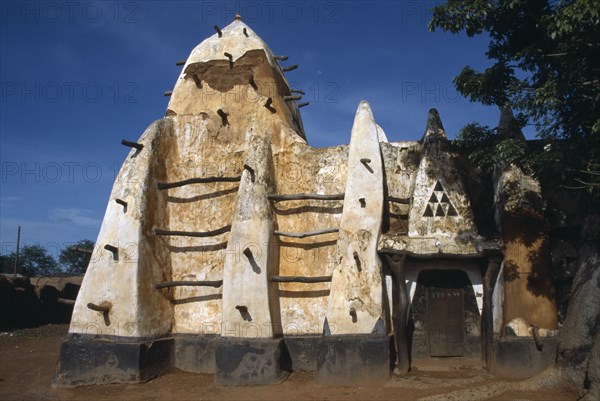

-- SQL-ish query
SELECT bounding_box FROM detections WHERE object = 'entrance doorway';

[413,269,474,357]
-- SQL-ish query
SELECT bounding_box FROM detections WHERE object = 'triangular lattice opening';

[447,204,458,216]
[422,181,459,218]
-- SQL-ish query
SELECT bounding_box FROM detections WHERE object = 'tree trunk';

[557,215,600,394]
[581,332,600,400]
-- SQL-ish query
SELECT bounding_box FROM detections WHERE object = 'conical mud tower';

[54,16,558,387]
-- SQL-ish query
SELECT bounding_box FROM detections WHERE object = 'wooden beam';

[267,193,344,201]
[157,176,240,190]
[154,225,231,238]
[155,280,223,289]
[273,228,339,238]
[270,275,332,283]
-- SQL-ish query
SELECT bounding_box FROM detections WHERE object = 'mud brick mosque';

[54,16,558,386]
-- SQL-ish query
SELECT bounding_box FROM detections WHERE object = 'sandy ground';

[0,324,576,401]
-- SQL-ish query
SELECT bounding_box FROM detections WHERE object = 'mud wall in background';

[0,275,81,328]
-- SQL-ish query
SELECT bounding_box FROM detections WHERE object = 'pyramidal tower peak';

[421,108,446,143]
[165,15,306,145]
[181,15,280,70]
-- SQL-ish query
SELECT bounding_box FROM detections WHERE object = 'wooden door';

[426,287,464,357]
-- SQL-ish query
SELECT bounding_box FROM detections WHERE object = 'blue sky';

[0,1,518,256]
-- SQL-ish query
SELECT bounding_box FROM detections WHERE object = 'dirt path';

[0,325,576,401]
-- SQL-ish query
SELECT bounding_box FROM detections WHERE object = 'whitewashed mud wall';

[70,119,173,338]
[327,102,385,334]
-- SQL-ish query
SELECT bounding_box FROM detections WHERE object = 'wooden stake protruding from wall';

[192,74,202,89]
[249,75,258,89]
[217,108,229,126]
[264,97,276,113]
[104,244,118,260]
[121,139,143,151]
[243,164,255,182]
[360,158,373,173]
[115,198,127,212]
[87,302,110,313]
[224,52,233,68]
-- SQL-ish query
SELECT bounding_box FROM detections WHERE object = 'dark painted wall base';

[215,337,291,385]
[315,334,391,386]
[53,335,173,387]
[283,335,321,372]
[491,337,558,379]
[174,334,219,373]
[54,332,553,386]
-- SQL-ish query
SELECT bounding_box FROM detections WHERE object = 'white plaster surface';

[70,120,173,338]
[400,110,488,257]
[376,124,388,142]
[493,262,505,336]
[326,101,384,334]
[221,136,279,338]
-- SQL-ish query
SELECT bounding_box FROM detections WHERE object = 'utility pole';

[13,225,20,278]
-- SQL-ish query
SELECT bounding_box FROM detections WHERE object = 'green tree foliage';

[429,0,600,191]
[0,245,60,276]
[453,122,526,172]
[0,254,16,274]
[0,241,94,276]
[59,239,94,275]
[21,245,60,276]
